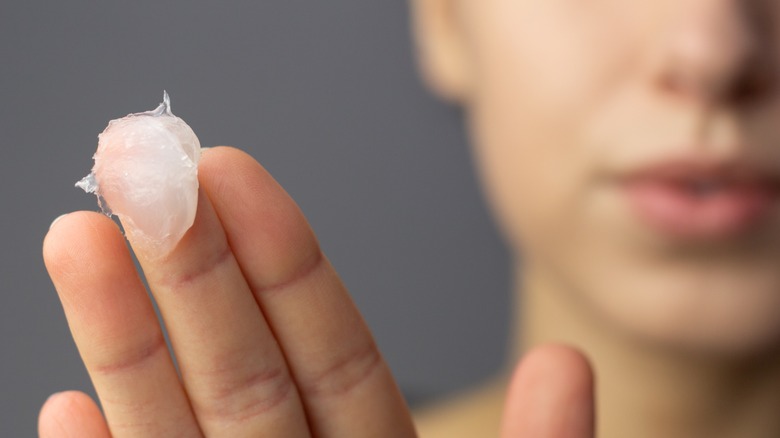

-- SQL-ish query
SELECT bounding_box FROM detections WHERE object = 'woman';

[38,1,780,437]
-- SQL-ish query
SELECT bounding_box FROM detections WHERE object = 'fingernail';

[49,214,69,230]
[45,391,65,403]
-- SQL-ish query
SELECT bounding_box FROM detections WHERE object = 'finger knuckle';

[303,340,383,399]
[195,364,295,423]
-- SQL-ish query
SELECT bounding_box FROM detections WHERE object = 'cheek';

[468,107,580,253]
[465,2,639,251]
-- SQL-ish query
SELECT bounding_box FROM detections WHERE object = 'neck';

[511,259,780,438]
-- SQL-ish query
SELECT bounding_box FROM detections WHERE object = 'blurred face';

[457,1,780,355]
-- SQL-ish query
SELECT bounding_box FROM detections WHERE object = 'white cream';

[77,92,201,255]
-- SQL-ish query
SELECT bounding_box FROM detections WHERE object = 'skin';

[415,0,780,437]
[41,148,589,438]
[40,1,780,437]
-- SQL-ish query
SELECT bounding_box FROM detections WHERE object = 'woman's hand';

[38,146,595,437]
[40,147,416,437]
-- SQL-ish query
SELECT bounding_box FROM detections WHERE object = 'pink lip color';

[624,178,776,239]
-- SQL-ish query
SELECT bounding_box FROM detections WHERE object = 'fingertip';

[512,344,594,394]
[43,211,124,280]
[49,213,70,231]
[42,212,138,328]
[502,344,595,438]
[197,146,266,213]
[198,145,256,179]
[197,145,322,289]
[197,146,279,204]
[39,391,110,438]
[39,391,89,421]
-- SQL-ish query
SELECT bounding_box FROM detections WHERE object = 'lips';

[621,160,779,239]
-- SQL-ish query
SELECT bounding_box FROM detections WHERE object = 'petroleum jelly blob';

[76,92,201,255]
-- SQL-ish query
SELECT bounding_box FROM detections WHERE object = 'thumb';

[39,391,111,438]
[501,344,595,438]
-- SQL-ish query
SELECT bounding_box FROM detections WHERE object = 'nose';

[655,1,776,106]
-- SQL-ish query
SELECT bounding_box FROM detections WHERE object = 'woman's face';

[437,0,780,354]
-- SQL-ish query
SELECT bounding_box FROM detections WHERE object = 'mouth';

[620,159,780,240]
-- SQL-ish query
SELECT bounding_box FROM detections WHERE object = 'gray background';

[0,1,510,435]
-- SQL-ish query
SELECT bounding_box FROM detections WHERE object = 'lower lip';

[623,179,777,239]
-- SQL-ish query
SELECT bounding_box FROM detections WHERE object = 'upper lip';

[621,156,780,186]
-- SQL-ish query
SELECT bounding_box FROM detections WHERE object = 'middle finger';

[130,189,310,437]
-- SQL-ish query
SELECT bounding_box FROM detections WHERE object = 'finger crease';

[251,250,325,297]
[303,341,383,398]
[196,366,295,423]
[91,334,168,376]
[161,245,233,290]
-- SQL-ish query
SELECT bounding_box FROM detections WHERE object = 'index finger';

[200,147,417,437]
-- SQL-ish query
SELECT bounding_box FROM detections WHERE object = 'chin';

[587,262,780,359]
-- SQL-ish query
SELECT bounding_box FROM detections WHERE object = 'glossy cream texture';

[77,92,201,254]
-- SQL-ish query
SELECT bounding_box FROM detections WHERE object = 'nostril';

[653,2,778,107]
[655,63,721,103]
[727,56,777,105]
[655,55,777,106]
